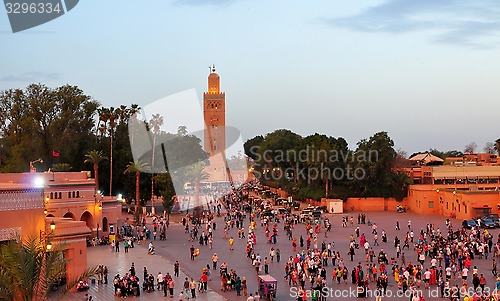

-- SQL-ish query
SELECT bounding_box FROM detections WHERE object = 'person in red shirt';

[200,272,208,292]
[479,273,487,291]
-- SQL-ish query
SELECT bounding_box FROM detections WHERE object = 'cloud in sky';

[324,0,500,47]
[2,71,61,82]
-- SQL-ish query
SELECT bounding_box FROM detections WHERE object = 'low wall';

[344,197,406,212]
[268,187,288,198]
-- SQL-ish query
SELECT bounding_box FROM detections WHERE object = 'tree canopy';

[244,129,408,201]
[0,84,99,172]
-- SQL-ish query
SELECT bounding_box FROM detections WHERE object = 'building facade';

[400,164,500,219]
[0,171,123,284]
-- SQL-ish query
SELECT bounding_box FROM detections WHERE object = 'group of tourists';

[93,179,500,301]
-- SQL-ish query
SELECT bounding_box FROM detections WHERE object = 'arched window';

[68,192,71,198]
[50,192,53,199]
[102,217,108,232]
[76,191,80,198]
[59,192,62,199]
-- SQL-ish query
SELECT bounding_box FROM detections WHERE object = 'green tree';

[84,150,108,193]
[244,135,264,160]
[0,84,99,172]
[124,160,150,223]
[350,131,397,197]
[50,163,72,172]
[420,148,463,159]
[0,235,97,301]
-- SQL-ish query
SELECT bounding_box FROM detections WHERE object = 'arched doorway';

[63,212,75,220]
[80,211,94,230]
[102,217,108,232]
[46,214,55,217]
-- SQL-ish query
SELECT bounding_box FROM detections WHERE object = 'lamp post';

[30,159,43,173]
[94,192,103,239]
[40,221,56,251]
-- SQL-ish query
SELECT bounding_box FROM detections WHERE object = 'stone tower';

[203,65,227,181]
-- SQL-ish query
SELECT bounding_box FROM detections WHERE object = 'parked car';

[278,207,289,215]
[275,198,286,206]
[312,209,322,219]
[462,219,478,229]
[284,200,300,211]
[316,206,328,213]
[483,215,500,228]
[300,209,313,221]
[262,210,274,218]
[479,218,497,229]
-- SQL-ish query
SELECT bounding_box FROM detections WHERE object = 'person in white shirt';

[462,267,469,283]
[157,272,164,290]
[423,269,431,288]
[254,291,260,301]
[445,267,452,279]
[431,258,437,268]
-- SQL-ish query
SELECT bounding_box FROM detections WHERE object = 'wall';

[48,217,91,285]
[100,200,122,236]
[0,187,45,241]
[0,208,45,240]
[344,197,405,212]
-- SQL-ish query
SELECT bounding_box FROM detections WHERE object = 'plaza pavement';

[53,242,226,301]
[56,209,500,301]
[155,210,500,301]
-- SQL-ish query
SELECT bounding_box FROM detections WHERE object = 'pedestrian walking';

[174,261,180,277]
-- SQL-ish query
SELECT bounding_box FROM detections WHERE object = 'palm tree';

[118,105,129,124]
[149,113,164,215]
[108,107,120,196]
[124,160,150,223]
[97,107,110,140]
[128,104,141,146]
[187,162,210,217]
[84,150,108,193]
[0,235,98,301]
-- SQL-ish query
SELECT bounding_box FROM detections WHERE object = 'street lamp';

[40,221,56,251]
[30,159,43,173]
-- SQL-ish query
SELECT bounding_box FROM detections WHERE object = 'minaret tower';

[203,65,227,181]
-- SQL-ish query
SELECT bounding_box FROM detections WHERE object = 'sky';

[1,0,499,156]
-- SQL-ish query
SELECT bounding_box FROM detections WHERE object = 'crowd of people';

[88,180,500,301]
